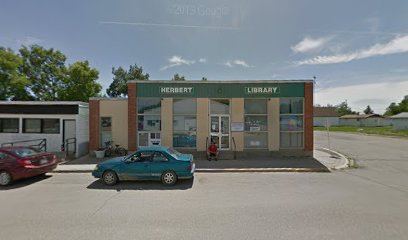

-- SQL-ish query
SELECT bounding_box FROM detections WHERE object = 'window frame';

[22,118,60,134]
[0,118,19,133]
[173,98,197,149]
[279,97,304,149]
[138,98,162,147]
[244,98,268,149]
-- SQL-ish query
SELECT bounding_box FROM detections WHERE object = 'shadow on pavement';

[0,174,52,190]
[87,178,194,191]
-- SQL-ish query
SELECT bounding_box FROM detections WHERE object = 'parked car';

[92,146,195,186]
[0,147,58,186]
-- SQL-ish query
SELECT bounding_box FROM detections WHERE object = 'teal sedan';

[92,146,195,186]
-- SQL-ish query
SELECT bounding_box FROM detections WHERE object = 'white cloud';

[224,59,254,68]
[291,36,332,53]
[316,80,408,114]
[199,58,207,63]
[16,36,43,46]
[160,56,195,70]
[297,34,408,65]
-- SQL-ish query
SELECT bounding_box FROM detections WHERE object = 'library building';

[89,80,314,158]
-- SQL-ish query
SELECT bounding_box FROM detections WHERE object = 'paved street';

[1,132,408,240]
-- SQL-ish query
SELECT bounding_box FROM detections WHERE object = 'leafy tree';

[384,96,408,116]
[106,64,149,97]
[61,61,101,102]
[201,77,207,81]
[19,45,67,100]
[172,73,185,81]
[363,105,374,114]
[0,47,28,100]
[335,101,358,116]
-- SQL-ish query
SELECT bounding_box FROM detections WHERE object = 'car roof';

[137,146,169,152]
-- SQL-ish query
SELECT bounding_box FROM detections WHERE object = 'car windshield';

[167,147,182,158]
[10,148,40,157]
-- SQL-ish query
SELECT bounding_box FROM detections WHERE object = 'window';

[23,119,60,134]
[101,117,112,146]
[280,98,304,148]
[173,99,197,148]
[0,152,8,160]
[0,118,19,133]
[210,99,230,114]
[138,98,161,147]
[244,99,268,149]
[152,152,168,162]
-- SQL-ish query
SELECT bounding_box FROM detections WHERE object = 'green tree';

[363,105,374,114]
[172,73,185,81]
[0,47,28,100]
[201,77,207,81]
[384,96,408,116]
[19,45,67,100]
[106,64,149,97]
[336,101,358,116]
[61,61,102,102]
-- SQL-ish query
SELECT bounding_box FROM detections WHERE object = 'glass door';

[210,115,230,150]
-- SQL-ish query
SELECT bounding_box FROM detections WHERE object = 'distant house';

[313,107,340,127]
[339,114,387,127]
[389,112,408,130]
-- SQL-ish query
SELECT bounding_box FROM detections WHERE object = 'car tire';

[102,170,118,186]
[0,171,13,186]
[161,171,177,186]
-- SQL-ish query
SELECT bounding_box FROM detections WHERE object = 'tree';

[61,61,102,102]
[172,73,185,81]
[201,77,207,81]
[384,96,408,116]
[0,47,28,100]
[363,105,374,114]
[106,64,149,97]
[19,45,67,100]
[336,101,358,116]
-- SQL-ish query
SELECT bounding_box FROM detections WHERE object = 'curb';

[52,168,330,174]
[315,147,349,170]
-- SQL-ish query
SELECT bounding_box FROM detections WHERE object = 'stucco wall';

[196,98,209,151]
[100,100,128,149]
[268,98,280,151]
[161,98,173,147]
[75,106,89,157]
[231,98,244,151]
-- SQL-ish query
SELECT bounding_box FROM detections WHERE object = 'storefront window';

[244,99,268,149]
[0,118,19,133]
[138,115,161,131]
[280,98,303,148]
[173,99,196,148]
[137,98,162,147]
[210,99,230,114]
[138,98,161,114]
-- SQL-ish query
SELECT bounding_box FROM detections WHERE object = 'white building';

[339,114,387,127]
[313,107,340,127]
[389,112,408,130]
[0,101,89,158]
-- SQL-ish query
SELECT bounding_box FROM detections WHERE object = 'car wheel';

[102,170,118,186]
[162,171,177,185]
[0,171,12,186]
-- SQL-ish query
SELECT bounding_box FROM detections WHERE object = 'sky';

[1,0,408,113]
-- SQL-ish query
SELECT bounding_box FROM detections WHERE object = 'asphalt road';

[1,170,408,240]
[315,131,408,194]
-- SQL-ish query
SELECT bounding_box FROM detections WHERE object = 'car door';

[119,151,152,180]
[149,151,171,180]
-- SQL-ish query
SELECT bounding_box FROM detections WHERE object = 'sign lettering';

[160,87,194,94]
[245,87,280,94]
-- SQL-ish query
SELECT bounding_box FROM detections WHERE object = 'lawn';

[314,126,408,138]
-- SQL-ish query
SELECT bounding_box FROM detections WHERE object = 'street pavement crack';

[91,192,121,216]
[341,171,408,198]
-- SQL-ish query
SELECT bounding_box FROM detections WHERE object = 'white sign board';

[231,122,244,132]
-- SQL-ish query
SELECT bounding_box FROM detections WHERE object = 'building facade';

[313,107,340,127]
[0,101,89,158]
[339,114,388,127]
[89,80,314,157]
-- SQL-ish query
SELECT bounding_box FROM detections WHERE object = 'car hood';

[176,154,193,162]
[98,157,125,167]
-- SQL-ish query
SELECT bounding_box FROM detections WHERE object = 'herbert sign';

[160,87,194,94]
[245,87,280,94]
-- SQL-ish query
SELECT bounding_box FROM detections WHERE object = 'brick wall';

[304,82,314,153]
[128,82,137,151]
[89,100,100,151]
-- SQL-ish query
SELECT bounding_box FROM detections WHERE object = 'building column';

[196,98,209,151]
[128,82,137,151]
[268,98,280,151]
[304,82,314,154]
[89,99,100,151]
[161,98,173,147]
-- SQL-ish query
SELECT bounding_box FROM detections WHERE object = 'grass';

[314,126,408,138]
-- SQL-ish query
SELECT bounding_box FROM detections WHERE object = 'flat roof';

[129,79,314,84]
[0,101,88,107]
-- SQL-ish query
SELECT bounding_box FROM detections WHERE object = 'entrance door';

[63,120,76,154]
[210,115,230,150]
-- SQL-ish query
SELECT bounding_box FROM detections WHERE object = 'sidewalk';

[54,148,348,173]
